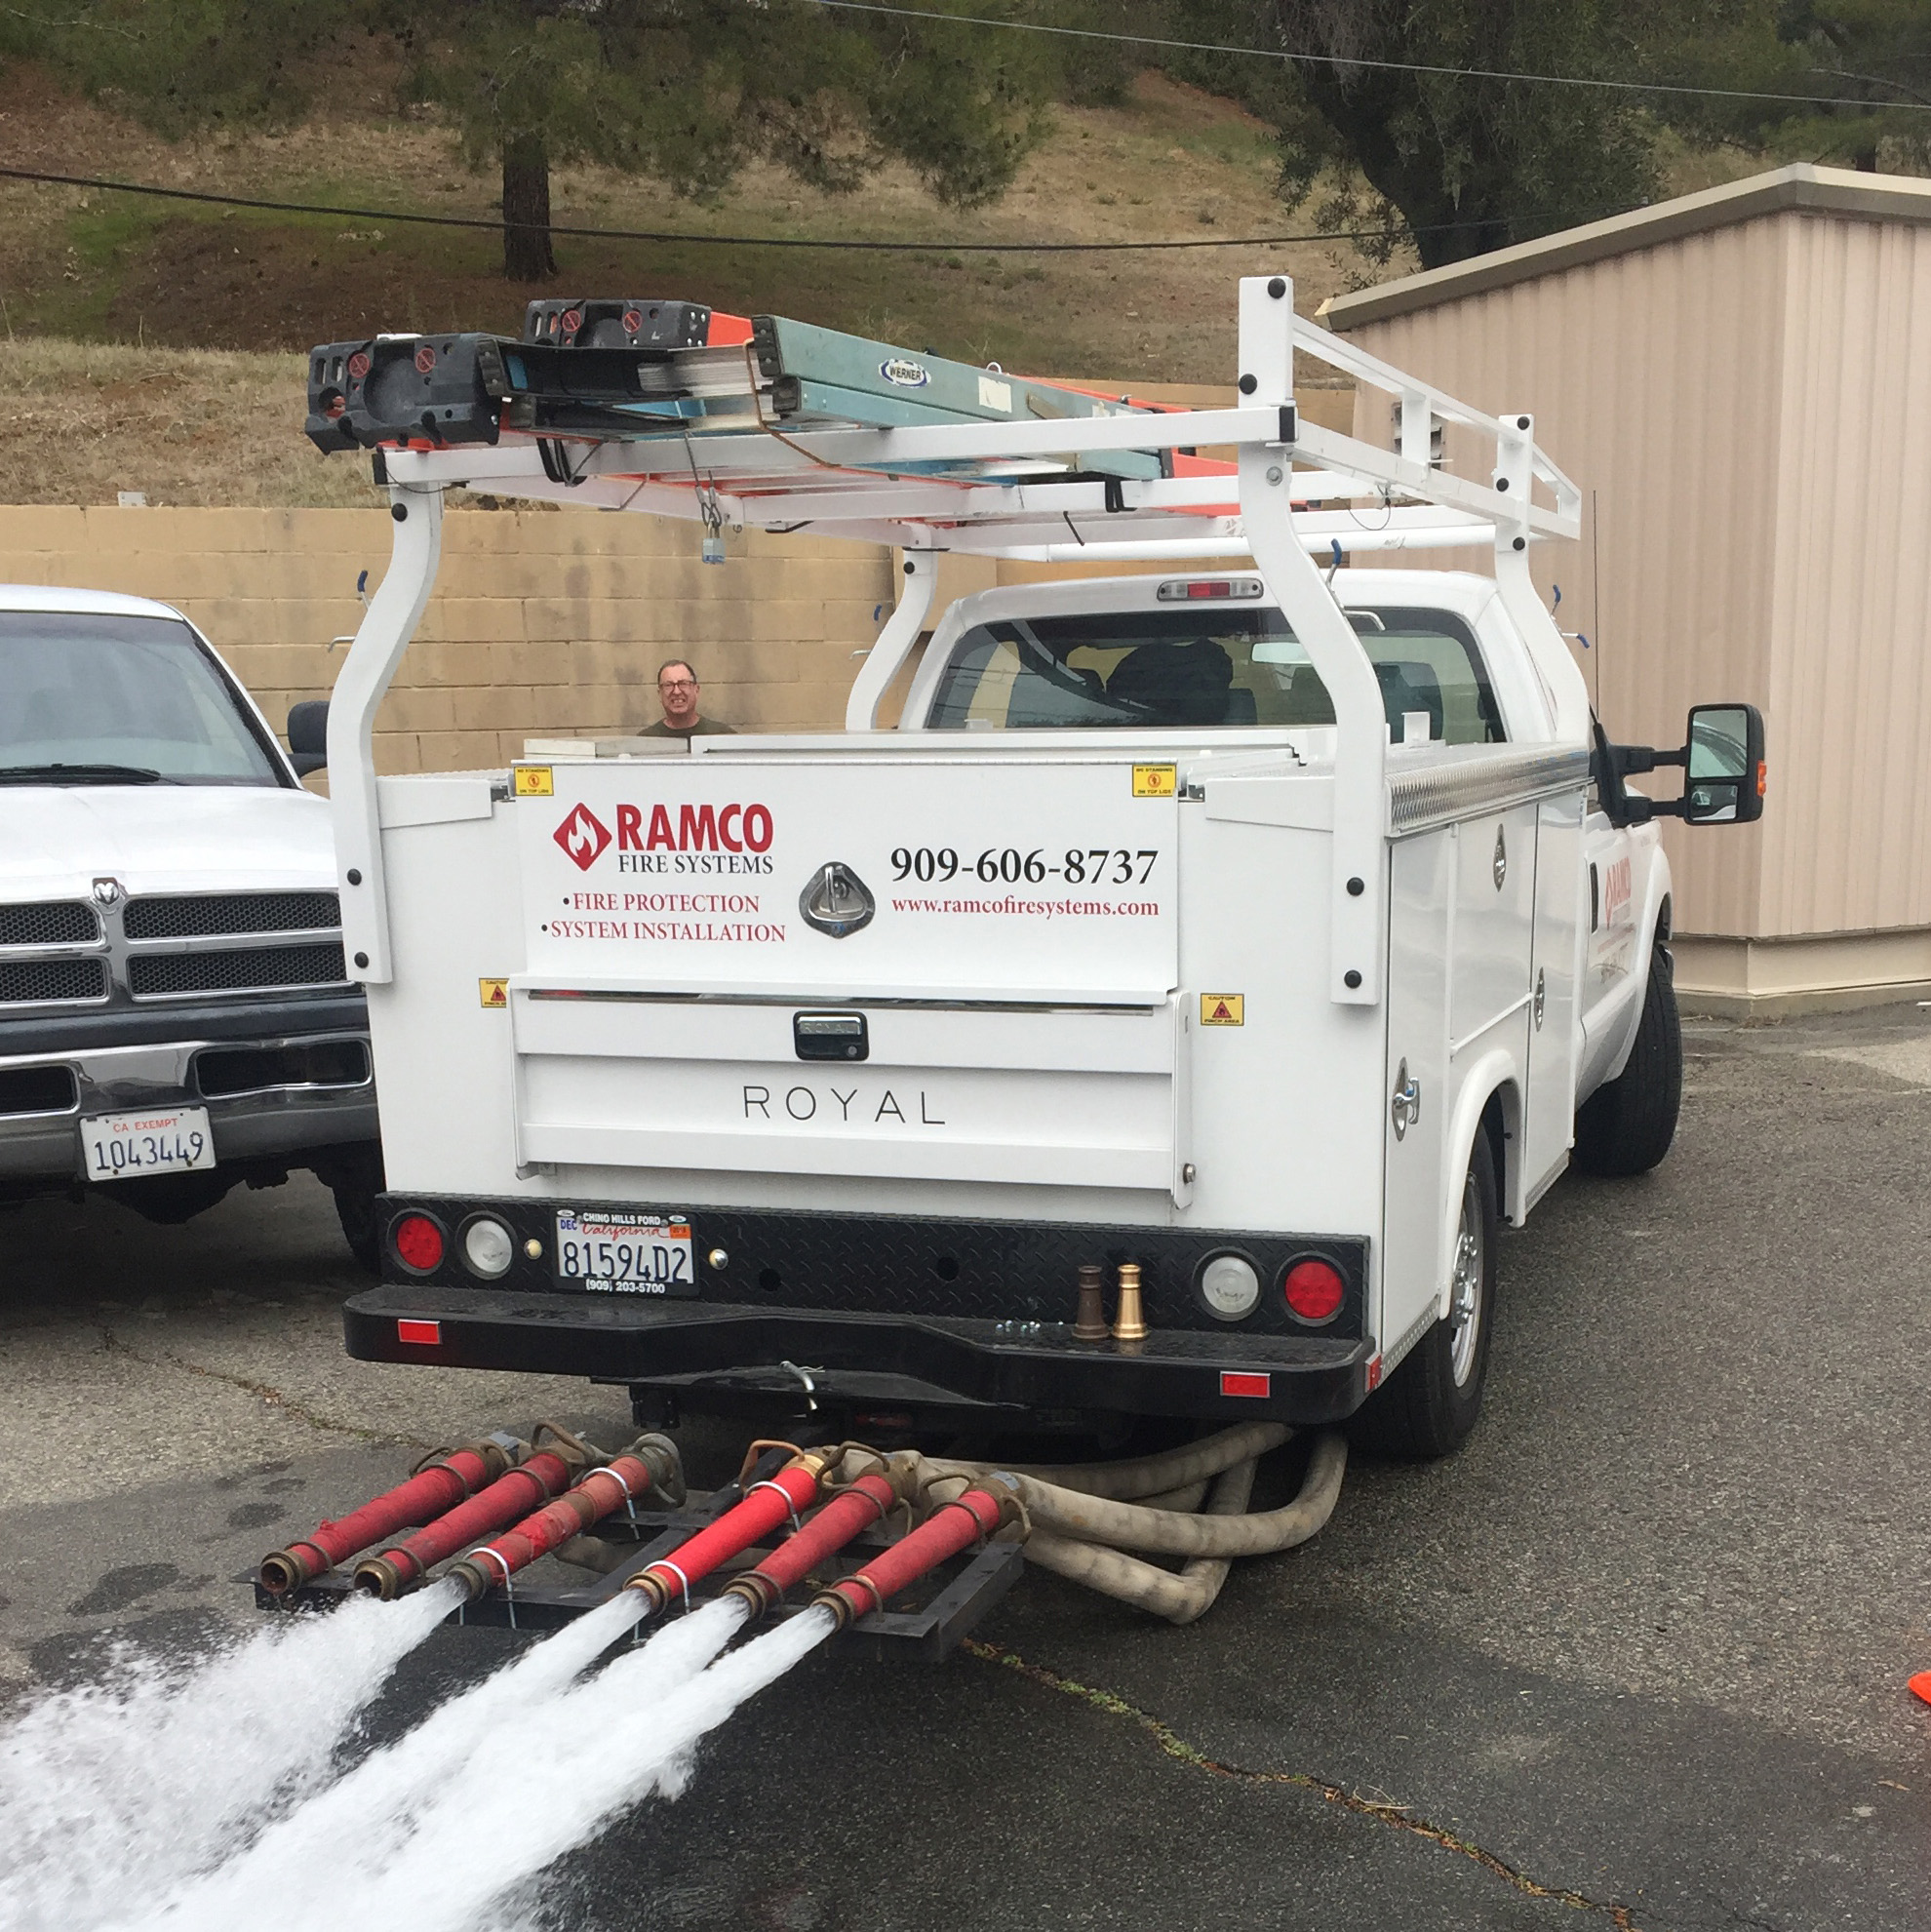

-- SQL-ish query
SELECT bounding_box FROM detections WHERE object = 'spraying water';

[324,1602,837,1932]
[118,1589,651,1929]
[0,1579,461,1932]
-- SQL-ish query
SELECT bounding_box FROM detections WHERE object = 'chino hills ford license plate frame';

[554,1206,697,1293]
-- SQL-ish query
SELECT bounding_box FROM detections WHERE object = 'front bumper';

[351,1196,1376,1424]
[0,992,376,1183]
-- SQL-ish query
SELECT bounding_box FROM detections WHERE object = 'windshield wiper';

[0,762,173,785]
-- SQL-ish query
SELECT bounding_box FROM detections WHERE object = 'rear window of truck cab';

[925,604,1506,744]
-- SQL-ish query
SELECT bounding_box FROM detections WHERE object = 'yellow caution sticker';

[1200,993,1244,1026]
[1132,763,1178,798]
[512,765,554,797]
[479,977,509,1009]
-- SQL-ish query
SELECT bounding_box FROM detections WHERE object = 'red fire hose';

[258,1439,514,1595]
[812,1480,1012,1630]
[721,1470,903,1620]
[353,1447,579,1598]
[446,1451,658,1603]
[623,1448,835,1616]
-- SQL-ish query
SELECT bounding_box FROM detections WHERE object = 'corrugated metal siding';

[1764,213,1931,936]
[1341,219,1790,938]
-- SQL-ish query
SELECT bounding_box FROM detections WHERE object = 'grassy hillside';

[0,59,1775,508]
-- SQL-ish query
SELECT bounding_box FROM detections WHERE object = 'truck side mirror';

[288,699,330,777]
[1682,702,1765,825]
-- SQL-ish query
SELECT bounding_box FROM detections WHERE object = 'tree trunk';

[502,133,557,281]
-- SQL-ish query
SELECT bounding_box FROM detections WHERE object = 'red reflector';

[413,342,436,374]
[1221,1371,1270,1399]
[1283,1258,1345,1322]
[560,307,583,335]
[621,307,643,333]
[393,1213,444,1273]
[397,1319,442,1346]
[347,350,371,380]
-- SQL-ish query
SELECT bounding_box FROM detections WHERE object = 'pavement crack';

[965,1639,1642,1930]
[99,1324,433,1449]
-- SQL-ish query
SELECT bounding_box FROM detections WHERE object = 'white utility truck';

[302,278,1762,1455]
[0,585,381,1259]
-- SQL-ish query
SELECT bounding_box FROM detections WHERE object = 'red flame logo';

[553,804,611,871]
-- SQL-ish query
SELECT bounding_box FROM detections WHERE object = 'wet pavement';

[3,1003,1928,1930]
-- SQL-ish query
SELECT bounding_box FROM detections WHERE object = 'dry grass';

[0,336,380,507]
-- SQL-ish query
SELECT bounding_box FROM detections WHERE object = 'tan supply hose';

[991,1431,1346,1558]
[998,1422,1290,1500]
[1024,1454,1261,1626]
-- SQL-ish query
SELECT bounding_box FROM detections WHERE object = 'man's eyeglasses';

[658,678,697,691]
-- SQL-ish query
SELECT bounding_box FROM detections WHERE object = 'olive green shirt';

[640,716,735,738]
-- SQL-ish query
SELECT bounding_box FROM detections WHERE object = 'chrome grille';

[0,957,108,1004]
[129,943,347,999]
[124,891,341,939]
[0,900,99,947]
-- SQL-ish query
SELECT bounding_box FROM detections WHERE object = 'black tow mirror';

[1681,702,1765,825]
[287,699,330,777]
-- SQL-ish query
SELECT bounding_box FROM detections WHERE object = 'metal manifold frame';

[256,1482,1024,1664]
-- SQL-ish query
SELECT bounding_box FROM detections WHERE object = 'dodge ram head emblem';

[91,877,122,907]
[799,862,874,938]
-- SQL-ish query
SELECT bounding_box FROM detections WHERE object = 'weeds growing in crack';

[963,1639,1641,1930]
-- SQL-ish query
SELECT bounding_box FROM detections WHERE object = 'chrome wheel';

[1447,1172,1484,1388]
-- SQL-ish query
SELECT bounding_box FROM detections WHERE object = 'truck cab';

[0,586,381,1259]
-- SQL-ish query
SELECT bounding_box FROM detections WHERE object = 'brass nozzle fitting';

[1111,1262,1147,1342]
[620,1567,672,1610]
[625,1431,687,1507]
[1073,1262,1108,1340]
[721,1571,780,1617]
[351,1553,408,1599]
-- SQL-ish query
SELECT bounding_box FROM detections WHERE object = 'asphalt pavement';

[3,1003,1928,1931]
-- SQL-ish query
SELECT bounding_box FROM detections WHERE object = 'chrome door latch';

[1391,1058,1422,1140]
[1492,824,1508,890]
[1533,966,1547,1030]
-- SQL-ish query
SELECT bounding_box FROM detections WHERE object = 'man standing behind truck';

[642,659,734,739]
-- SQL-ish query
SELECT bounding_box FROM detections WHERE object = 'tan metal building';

[1321,163,1931,1015]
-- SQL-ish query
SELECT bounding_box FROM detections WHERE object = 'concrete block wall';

[0,505,897,773]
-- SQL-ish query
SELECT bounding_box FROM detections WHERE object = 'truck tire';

[1355,1128,1498,1461]
[314,1144,384,1275]
[1573,944,1681,1177]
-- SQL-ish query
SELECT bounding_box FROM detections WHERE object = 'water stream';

[0,1579,462,1932]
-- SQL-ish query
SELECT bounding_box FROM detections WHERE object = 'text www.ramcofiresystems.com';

[889,895,1161,919]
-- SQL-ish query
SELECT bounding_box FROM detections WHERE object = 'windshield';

[0,611,285,786]
[925,603,1505,744]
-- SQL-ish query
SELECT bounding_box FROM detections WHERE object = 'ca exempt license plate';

[80,1106,216,1181]
[554,1206,696,1295]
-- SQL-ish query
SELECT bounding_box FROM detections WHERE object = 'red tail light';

[1282,1258,1344,1322]
[394,1213,445,1273]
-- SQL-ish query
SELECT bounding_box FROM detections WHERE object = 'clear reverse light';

[462,1216,515,1280]
[1200,1253,1261,1320]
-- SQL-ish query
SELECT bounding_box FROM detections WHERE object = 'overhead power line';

[805,0,1931,115]
[0,164,1511,252]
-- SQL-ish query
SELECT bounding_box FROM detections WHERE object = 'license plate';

[554,1206,696,1295]
[80,1106,216,1181]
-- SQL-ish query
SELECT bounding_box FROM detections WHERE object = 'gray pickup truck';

[0,585,380,1263]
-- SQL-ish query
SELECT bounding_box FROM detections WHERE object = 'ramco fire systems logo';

[554,803,611,871]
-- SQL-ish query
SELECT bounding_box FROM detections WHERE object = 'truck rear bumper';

[343,1283,1374,1423]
